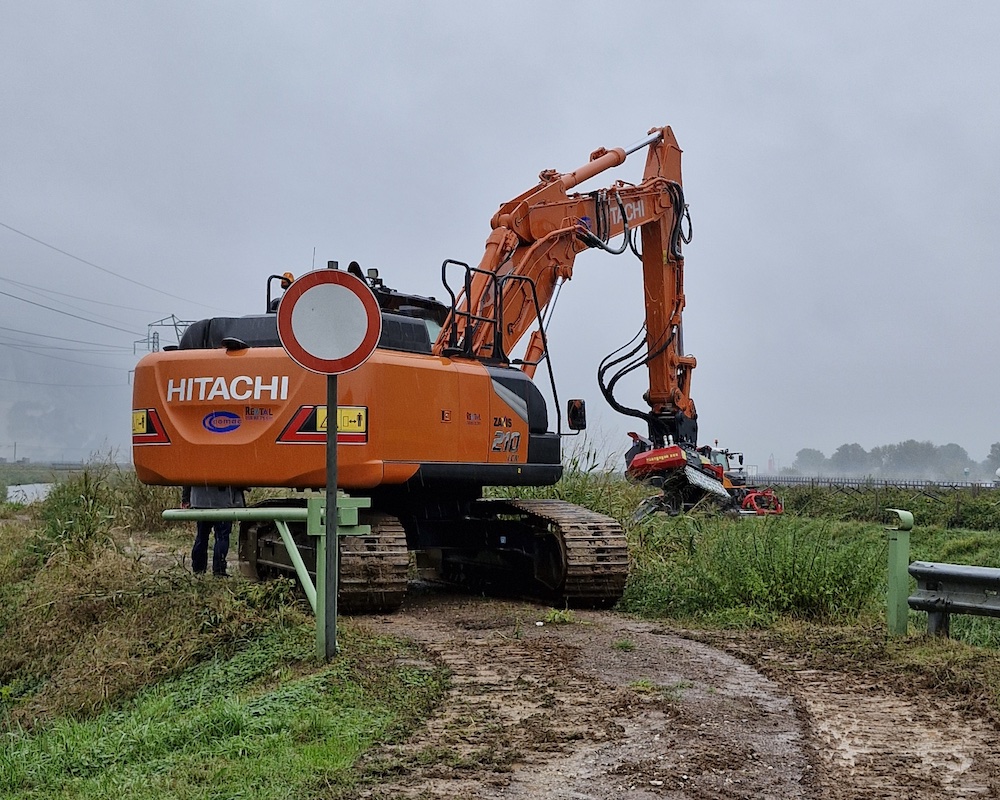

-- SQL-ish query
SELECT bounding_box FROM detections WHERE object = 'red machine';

[626,434,783,520]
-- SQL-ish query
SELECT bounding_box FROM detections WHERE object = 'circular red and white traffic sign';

[276,269,382,374]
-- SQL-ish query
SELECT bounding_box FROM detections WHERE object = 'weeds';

[629,678,659,694]
[621,514,886,625]
[34,469,116,561]
[499,449,890,627]
[542,608,576,625]
[0,458,448,799]
[628,679,692,702]
[26,459,183,567]
[0,550,307,725]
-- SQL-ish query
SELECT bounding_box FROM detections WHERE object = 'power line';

[0,220,222,310]
[0,340,129,369]
[0,323,128,349]
[0,374,127,387]
[0,289,144,335]
[0,339,129,354]
[2,279,142,329]
[4,275,165,317]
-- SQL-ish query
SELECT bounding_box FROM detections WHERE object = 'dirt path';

[352,588,1000,800]
[123,534,1000,797]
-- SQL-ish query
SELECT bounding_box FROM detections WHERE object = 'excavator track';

[338,512,409,614]
[503,498,629,607]
[239,502,409,614]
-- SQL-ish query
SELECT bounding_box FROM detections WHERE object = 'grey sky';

[1,2,998,470]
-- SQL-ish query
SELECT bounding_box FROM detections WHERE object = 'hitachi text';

[165,376,289,402]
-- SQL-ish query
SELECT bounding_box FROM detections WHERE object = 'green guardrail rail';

[164,493,371,657]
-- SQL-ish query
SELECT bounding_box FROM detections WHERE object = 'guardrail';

[907,561,1000,637]
[752,475,999,491]
[163,494,371,658]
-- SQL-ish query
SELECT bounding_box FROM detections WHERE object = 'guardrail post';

[926,608,950,637]
[885,508,914,636]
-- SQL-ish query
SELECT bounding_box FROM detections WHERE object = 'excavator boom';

[433,126,697,447]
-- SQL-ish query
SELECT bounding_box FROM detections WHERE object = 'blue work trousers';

[192,520,232,576]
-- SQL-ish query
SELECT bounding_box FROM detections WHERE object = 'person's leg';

[191,521,211,574]
[213,520,232,576]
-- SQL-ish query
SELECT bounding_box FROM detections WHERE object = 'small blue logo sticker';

[203,411,241,433]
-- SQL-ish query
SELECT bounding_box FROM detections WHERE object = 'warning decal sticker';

[278,405,368,444]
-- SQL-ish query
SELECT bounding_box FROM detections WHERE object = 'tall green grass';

[497,445,891,627]
[781,483,1000,531]
[620,514,886,626]
[490,443,652,522]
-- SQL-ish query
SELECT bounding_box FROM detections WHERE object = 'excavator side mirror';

[567,399,587,431]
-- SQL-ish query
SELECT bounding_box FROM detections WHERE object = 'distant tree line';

[783,440,1000,482]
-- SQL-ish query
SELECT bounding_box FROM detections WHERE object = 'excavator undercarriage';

[238,497,628,612]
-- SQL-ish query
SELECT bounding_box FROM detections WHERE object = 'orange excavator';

[131,125,749,612]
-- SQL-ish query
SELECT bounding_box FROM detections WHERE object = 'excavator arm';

[433,126,697,447]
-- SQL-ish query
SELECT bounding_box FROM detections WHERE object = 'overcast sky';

[2,1,998,470]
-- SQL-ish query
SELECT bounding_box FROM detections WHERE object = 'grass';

[7,453,1000,793]
[627,678,692,702]
[541,608,577,625]
[499,445,892,627]
[0,464,448,799]
[0,626,446,799]
[620,513,887,626]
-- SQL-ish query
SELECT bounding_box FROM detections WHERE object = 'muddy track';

[351,587,1000,800]
[128,541,1000,797]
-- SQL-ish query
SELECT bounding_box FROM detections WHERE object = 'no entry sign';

[275,265,382,660]
[276,269,382,375]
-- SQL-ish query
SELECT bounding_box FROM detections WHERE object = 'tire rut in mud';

[349,591,1000,799]
[787,669,1000,799]
[351,592,810,799]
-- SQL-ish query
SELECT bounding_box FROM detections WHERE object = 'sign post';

[324,372,338,658]
[276,263,381,659]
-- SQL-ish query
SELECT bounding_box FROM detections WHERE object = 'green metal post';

[885,508,914,636]
[307,496,325,654]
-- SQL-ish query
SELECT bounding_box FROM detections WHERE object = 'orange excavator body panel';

[132,345,545,490]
